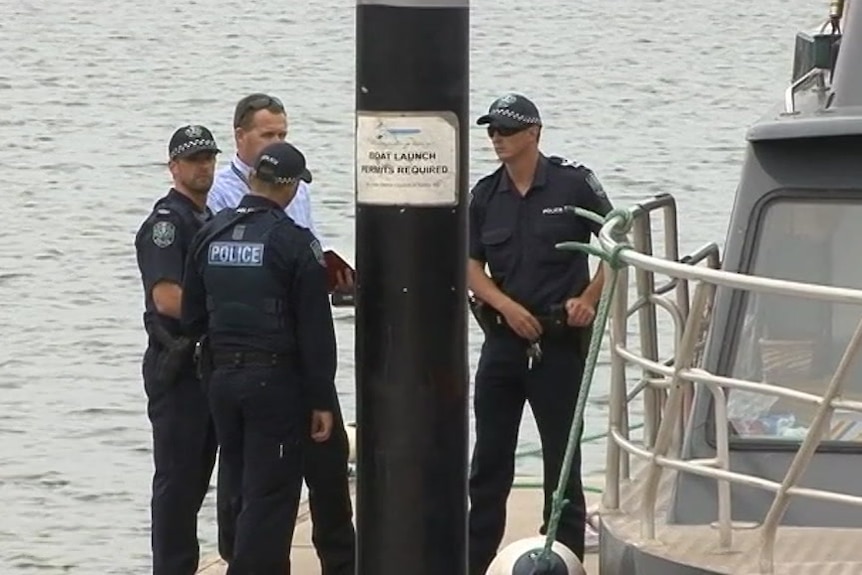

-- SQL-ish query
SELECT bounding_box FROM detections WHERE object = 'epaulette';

[547,155,583,170]
[148,204,181,226]
[549,155,607,199]
[470,167,504,201]
[474,169,499,187]
[151,196,185,221]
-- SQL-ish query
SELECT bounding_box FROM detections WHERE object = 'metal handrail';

[598,216,862,305]
[784,67,826,114]
[598,199,862,574]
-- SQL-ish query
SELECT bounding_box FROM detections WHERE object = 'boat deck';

[601,468,862,575]
[197,474,602,574]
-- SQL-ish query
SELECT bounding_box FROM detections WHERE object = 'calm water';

[0,0,824,572]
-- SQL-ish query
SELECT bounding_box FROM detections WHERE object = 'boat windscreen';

[724,196,862,445]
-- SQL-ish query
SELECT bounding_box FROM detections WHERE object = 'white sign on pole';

[355,111,459,206]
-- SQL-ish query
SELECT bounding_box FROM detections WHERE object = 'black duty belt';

[469,296,573,336]
[468,297,591,360]
[212,350,292,368]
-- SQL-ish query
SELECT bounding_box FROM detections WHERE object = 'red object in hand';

[324,250,355,294]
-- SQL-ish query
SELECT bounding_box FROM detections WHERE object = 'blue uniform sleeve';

[578,169,614,237]
[289,233,338,412]
[468,186,486,262]
[180,228,209,338]
[135,210,187,296]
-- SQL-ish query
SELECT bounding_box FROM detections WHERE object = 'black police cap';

[168,124,221,160]
[254,142,313,185]
[476,93,543,129]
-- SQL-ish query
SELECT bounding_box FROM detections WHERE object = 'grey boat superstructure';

[595,1,862,573]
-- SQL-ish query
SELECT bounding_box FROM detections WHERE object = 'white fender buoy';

[485,536,585,575]
[345,421,357,464]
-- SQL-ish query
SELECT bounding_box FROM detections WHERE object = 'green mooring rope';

[536,206,634,565]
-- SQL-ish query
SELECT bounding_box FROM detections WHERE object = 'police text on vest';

[208,242,265,267]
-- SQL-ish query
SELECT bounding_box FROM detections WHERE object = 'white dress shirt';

[207,153,322,242]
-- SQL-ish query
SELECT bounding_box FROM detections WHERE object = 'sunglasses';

[234,95,286,128]
[487,125,527,138]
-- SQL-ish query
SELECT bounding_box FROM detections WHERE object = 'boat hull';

[598,520,722,575]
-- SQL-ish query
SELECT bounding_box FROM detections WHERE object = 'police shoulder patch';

[309,238,325,267]
[584,170,607,199]
[152,219,176,248]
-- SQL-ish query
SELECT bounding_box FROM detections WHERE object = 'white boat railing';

[597,194,862,574]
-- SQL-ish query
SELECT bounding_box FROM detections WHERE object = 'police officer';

[466,94,613,575]
[181,141,338,574]
[134,124,221,575]
[208,93,355,575]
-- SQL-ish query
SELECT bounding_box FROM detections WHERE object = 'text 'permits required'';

[208,242,265,267]
[355,111,458,206]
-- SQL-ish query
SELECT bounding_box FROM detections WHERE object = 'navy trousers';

[215,381,355,575]
[468,330,587,575]
[144,351,218,575]
[209,365,305,575]
[303,396,356,575]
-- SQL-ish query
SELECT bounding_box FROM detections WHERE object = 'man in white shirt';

[207,93,356,575]
[208,96,320,233]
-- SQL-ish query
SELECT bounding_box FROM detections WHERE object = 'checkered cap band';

[170,138,218,159]
[490,108,541,125]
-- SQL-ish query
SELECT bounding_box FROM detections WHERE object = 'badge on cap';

[309,238,325,267]
[152,220,176,248]
[497,94,517,107]
[184,125,203,138]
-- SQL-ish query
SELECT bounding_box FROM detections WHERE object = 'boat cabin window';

[725,197,862,445]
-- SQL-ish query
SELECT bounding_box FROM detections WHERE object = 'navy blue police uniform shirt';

[468,154,614,315]
[181,193,336,411]
[135,188,211,336]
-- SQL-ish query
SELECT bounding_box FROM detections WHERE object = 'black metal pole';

[354,0,470,574]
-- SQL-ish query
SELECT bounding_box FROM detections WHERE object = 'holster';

[195,334,214,384]
[468,294,502,335]
[146,321,195,387]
